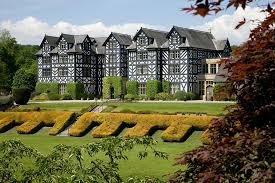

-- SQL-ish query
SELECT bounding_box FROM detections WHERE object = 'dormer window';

[140,37,145,45]
[61,43,66,49]
[172,37,177,44]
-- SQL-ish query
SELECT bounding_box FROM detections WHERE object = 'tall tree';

[0,29,17,89]
[170,3,275,183]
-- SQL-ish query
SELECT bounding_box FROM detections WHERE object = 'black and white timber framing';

[103,32,132,77]
[36,25,231,96]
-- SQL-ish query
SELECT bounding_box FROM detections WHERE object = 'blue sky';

[1,0,226,27]
[0,0,267,45]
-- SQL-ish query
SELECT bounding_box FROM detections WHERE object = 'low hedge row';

[69,113,214,142]
[0,112,75,135]
[0,112,214,142]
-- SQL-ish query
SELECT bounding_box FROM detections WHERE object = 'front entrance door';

[206,86,213,101]
[110,87,115,99]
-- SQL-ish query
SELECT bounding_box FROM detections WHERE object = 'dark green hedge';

[162,80,171,93]
[67,82,85,100]
[12,88,31,105]
[126,80,138,96]
[146,80,162,100]
[35,82,59,94]
[102,77,126,99]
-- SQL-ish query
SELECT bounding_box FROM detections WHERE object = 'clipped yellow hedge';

[69,112,99,137]
[0,116,15,132]
[161,124,192,142]
[0,112,75,135]
[69,112,214,142]
[17,120,44,134]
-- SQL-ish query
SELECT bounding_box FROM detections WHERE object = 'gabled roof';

[103,32,132,46]
[49,47,58,54]
[213,39,229,51]
[133,27,168,48]
[58,34,90,44]
[35,49,42,56]
[39,35,59,47]
[168,26,216,50]
[94,37,107,54]
[126,42,137,50]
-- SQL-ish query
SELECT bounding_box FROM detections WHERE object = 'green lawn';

[107,102,230,115]
[19,102,94,112]
[19,101,231,115]
[0,128,203,180]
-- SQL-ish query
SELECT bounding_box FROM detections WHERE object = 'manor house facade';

[36,26,231,98]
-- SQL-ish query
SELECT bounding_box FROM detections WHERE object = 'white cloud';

[0,17,164,45]
[0,6,267,45]
[191,6,267,45]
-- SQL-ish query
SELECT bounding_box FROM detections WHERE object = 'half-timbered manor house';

[36,26,231,98]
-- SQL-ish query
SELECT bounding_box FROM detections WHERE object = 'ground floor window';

[198,81,205,96]
[171,83,180,94]
[138,83,146,95]
[59,84,66,95]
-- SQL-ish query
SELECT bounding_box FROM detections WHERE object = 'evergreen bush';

[61,93,73,100]
[12,88,31,105]
[102,77,126,99]
[48,93,61,100]
[124,94,136,101]
[162,80,171,93]
[155,92,173,101]
[35,82,59,94]
[146,80,161,100]
[66,82,85,100]
[126,80,138,96]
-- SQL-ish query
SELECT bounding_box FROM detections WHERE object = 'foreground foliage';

[170,10,275,183]
[0,138,167,183]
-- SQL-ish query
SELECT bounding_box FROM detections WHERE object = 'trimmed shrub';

[213,83,235,101]
[61,93,72,100]
[67,82,85,100]
[126,80,138,96]
[162,80,171,93]
[32,93,49,101]
[146,80,162,100]
[12,69,36,92]
[186,92,199,100]
[124,94,136,101]
[12,88,31,105]
[155,92,173,101]
[48,93,61,100]
[139,94,147,100]
[102,76,126,99]
[0,95,14,111]
[174,91,188,101]
[35,82,59,94]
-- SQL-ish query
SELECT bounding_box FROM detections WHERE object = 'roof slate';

[141,28,168,47]
[213,39,228,50]
[173,26,216,50]
[94,37,107,54]
[112,32,132,46]
[35,49,42,56]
